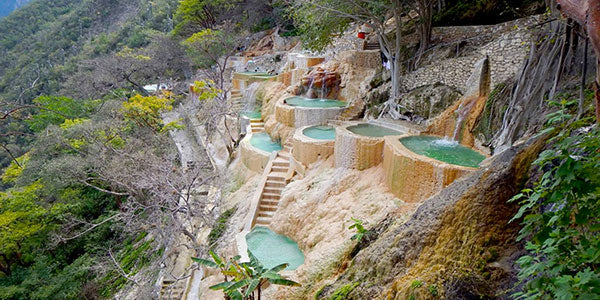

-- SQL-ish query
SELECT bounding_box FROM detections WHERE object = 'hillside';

[0,0,599,300]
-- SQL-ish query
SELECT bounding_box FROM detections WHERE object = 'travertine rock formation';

[316,136,546,300]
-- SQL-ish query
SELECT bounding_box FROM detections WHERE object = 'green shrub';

[207,207,237,248]
[511,99,600,299]
[329,282,359,300]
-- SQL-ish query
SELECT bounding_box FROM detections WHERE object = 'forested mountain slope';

[0,0,178,104]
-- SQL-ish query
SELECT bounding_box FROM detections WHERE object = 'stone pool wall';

[292,126,335,168]
[334,124,401,170]
[275,102,346,128]
[240,137,271,173]
[382,136,475,203]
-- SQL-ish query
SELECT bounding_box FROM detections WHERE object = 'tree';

[556,0,600,123]
[121,94,182,133]
[291,0,410,100]
[0,182,60,276]
[416,0,435,55]
[183,26,247,163]
[193,250,300,300]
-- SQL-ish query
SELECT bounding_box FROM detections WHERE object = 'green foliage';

[121,94,176,133]
[100,236,156,298]
[193,250,300,299]
[428,284,438,296]
[510,99,600,299]
[329,282,359,300]
[1,153,29,184]
[192,80,221,101]
[410,279,423,289]
[207,207,236,248]
[27,96,94,132]
[348,217,368,242]
[0,254,94,300]
[433,0,544,26]
[288,1,353,52]
[0,182,52,268]
[174,0,234,35]
[182,29,237,68]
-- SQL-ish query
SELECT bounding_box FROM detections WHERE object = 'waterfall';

[321,70,328,99]
[452,97,478,141]
[243,82,261,111]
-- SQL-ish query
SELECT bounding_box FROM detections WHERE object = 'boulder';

[399,83,462,123]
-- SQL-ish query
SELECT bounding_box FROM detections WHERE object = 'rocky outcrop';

[397,83,462,123]
[263,158,418,299]
[316,135,546,300]
[296,67,341,99]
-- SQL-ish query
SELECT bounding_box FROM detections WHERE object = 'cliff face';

[314,136,546,299]
[0,0,30,18]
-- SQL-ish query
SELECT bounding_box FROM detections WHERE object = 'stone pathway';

[162,109,206,170]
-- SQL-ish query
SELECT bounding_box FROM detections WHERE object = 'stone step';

[265,181,285,188]
[255,217,271,225]
[263,187,283,194]
[274,156,289,162]
[260,199,280,206]
[259,204,278,211]
[271,166,288,173]
[277,153,290,160]
[272,161,289,168]
[251,128,264,133]
[267,174,285,182]
[258,211,275,218]
[250,119,263,123]
[262,193,281,200]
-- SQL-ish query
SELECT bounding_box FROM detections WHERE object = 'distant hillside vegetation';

[0,0,179,104]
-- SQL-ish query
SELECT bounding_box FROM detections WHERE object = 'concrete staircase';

[253,143,292,227]
[159,278,186,300]
[249,119,265,133]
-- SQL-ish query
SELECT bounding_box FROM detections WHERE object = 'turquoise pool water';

[250,132,282,152]
[303,125,335,140]
[400,135,486,168]
[285,96,347,108]
[241,110,261,119]
[347,123,402,137]
[246,226,304,270]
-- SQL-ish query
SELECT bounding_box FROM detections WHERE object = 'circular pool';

[400,136,485,168]
[382,135,485,203]
[250,132,282,152]
[334,123,405,170]
[302,125,335,140]
[285,96,347,108]
[246,226,304,270]
[347,123,402,137]
[293,125,336,170]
